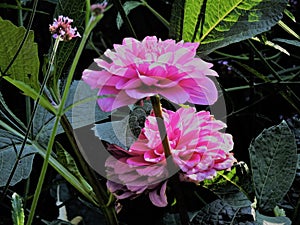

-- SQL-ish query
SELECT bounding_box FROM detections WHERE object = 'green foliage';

[249,121,298,213]
[0,18,55,113]
[55,142,95,199]
[116,1,144,29]
[0,17,39,91]
[273,38,300,47]
[191,198,255,225]
[11,193,25,225]
[33,80,109,145]
[94,115,137,150]
[256,211,291,225]
[0,129,37,187]
[202,162,254,200]
[170,0,289,55]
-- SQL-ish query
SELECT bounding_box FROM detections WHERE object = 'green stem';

[247,40,300,114]
[150,95,190,225]
[58,15,102,116]
[85,0,91,27]
[150,95,172,157]
[26,115,61,225]
[57,14,118,225]
[141,0,170,28]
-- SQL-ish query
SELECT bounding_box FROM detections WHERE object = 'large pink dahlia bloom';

[105,107,236,207]
[82,36,218,112]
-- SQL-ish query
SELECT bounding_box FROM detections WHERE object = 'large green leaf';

[249,120,298,213]
[0,129,37,187]
[170,0,288,55]
[0,18,55,113]
[0,17,39,91]
[33,80,109,145]
[191,198,256,225]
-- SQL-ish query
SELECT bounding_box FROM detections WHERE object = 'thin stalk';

[247,40,300,113]
[150,95,190,225]
[85,0,91,27]
[26,114,61,225]
[56,14,118,225]
[150,95,172,157]
[60,115,119,222]
[141,0,170,28]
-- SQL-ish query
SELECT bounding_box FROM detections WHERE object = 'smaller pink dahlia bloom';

[105,107,236,207]
[82,36,218,112]
[49,15,81,41]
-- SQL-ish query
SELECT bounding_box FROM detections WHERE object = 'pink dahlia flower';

[82,36,218,112]
[105,107,236,207]
[49,15,81,41]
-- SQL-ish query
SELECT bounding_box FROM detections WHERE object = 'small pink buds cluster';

[49,15,81,41]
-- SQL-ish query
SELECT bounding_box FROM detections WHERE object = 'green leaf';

[33,80,109,146]
[249,120,298,213]
[169,0,186,40]
[33,140,99,205]
[64,80,110,129]
[0,17,40,91]
[11,193,25,225]
[273,38,300,47]
[33,104,62,147]
[0,129,37,187]
[55,142,95,198]
[3,77,56,114]
[191,199,256,225]
[116,1,144,29]
[0,93,26,133]
[94,115,137,150]
[202,162,254,200]
[179,0,288,55]
[256,211,291,225]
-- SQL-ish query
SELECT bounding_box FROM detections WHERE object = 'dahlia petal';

[136,165,165,176]
[126,185,148,194]
[97,90,137,112]
[173,47,195,64]
[181,77,218,105]
[119,173,142,183]
[158,86,190,104]
[122,37,141,53]
[115,78,142,89]
[125,88,157,99]
[144,150,164,163]
[127,156,150,166]
[157,52,173,64]
[149,181,168,207]
[82,70,112,89]
[130,139,151,153]
[106,180,124,192]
